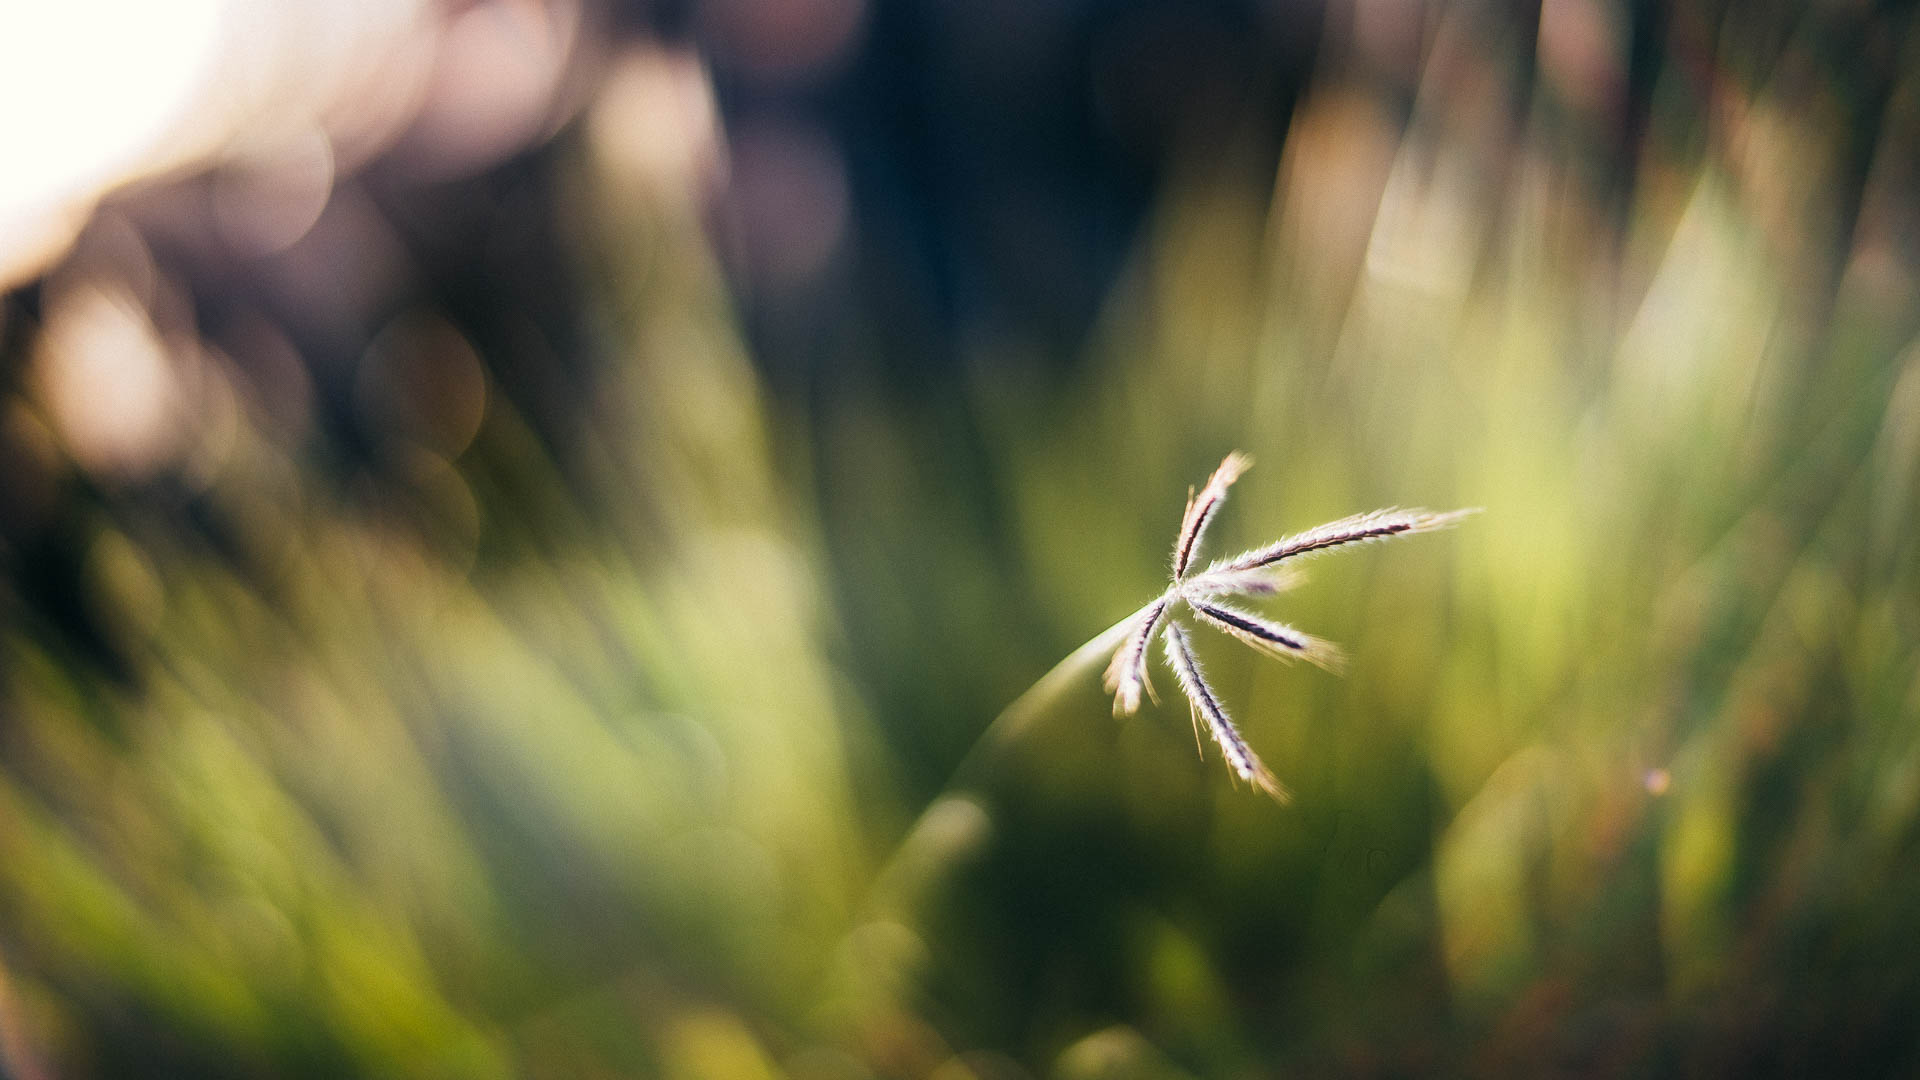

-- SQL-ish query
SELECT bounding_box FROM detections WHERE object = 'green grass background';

[3,8,1919,1077]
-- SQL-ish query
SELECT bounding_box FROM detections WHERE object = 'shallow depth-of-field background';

[2,1,1918,1076]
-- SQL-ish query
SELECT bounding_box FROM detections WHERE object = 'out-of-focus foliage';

[2,1,1919,1077]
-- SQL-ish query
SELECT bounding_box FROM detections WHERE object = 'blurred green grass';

[4,9,1920,1079]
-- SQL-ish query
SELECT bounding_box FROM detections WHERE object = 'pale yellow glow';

[587,45,725,200]
[0,0,444,289]
[0,0,226,283]
[32,282,184,480]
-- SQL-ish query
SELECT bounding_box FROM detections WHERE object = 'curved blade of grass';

[862,601,1153,911]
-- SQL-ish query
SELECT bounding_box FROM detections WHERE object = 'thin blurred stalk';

[864,609,1139,911]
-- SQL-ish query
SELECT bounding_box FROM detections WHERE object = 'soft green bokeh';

[3,9,1919,1078]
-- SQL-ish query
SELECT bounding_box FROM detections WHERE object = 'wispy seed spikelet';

[1163,622,1288,802]
[1188,600,1346,673]
[1172,452,1251,579]
[1090,451,1472,799]
[1101,597,1169,716]
[1211,507,1478,575]
[1180,565,1304,599]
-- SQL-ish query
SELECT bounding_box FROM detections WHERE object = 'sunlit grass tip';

[1080,453,1474,800]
